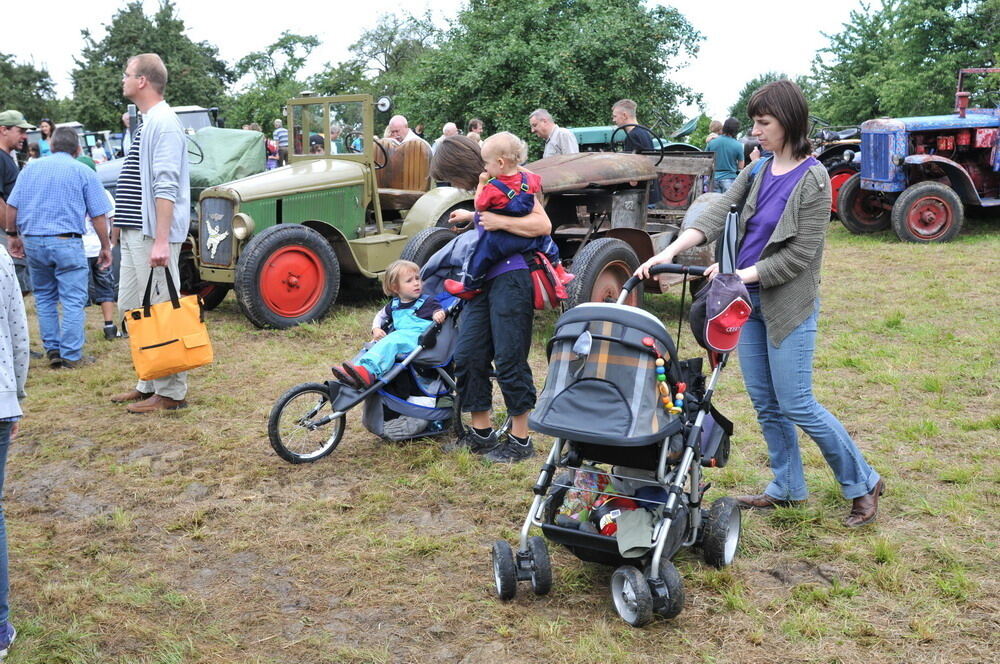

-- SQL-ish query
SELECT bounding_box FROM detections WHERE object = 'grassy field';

[5,219,998,663]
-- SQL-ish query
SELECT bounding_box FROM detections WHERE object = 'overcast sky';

[7,0,877,124]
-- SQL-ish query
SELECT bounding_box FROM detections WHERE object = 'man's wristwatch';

[4,230,16,237]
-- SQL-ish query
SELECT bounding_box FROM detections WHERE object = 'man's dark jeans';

[454,268,536,417]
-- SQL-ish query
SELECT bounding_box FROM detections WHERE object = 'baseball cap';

[0,110,35,129]
[690,273,752,353]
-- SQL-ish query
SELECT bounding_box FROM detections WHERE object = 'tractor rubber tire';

[399,227,455,268]
[890,181,964,243]
[565,238,642,309]
[235,224,340,329]
[837,174,891,234]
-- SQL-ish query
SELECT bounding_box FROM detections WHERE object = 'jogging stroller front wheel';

[492,540,518,601]
[702,497,742,568]
[268,383,346,464]
[610,566,654,627]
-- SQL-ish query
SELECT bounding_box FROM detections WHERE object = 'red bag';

[527,251,567,310]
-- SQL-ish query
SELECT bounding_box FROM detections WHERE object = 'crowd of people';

[0,55,885,657]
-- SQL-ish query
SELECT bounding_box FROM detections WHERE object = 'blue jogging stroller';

[267,296,463,463]
[490,263,743,626]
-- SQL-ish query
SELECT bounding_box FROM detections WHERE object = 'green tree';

[228,32,320,129]
[809,0,999,124]
[727,72,818,127]
[0,53,59,123]
[386,0,701,157]
[71,0,233,131]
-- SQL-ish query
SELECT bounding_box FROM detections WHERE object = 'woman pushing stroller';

[637,80,884,527]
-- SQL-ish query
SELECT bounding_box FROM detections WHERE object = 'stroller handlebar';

[418,296,462,349]
[619,264,707,302]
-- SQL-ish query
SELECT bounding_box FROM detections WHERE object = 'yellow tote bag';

[125,266,213,380]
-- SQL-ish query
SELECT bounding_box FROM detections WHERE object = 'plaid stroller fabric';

[530,304,683,446]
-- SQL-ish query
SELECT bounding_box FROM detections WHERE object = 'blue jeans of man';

[713,178,735,193]
[0,420,13,623]
[22,235,89,362]
[737,290,880,501]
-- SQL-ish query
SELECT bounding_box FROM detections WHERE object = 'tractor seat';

[376,138,432,210]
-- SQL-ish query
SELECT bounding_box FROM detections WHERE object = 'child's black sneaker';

[484,435,534,463]
[444,427,497,454]
[103,323,118,340]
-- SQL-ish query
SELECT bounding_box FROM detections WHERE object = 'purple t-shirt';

[737,157,818,289]
[474,214,528,281]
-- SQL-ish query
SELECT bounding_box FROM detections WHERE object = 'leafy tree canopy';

[383,0,701,157]
[0,53,59,123]
[70,0,233,131]
[809,0,999,125]
[228,32,320,129]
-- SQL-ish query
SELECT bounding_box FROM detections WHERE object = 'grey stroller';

[490,263,742,626]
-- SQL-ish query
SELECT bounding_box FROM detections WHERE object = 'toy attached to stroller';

[490,263,744,626]
[268,297,462,464]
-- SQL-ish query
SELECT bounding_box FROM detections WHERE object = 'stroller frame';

[492,264,742,626]
[268,299,464,464]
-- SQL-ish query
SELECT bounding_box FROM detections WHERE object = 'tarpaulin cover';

[189,127,266,194]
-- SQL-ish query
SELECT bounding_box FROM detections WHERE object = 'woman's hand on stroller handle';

[624,263,707,294]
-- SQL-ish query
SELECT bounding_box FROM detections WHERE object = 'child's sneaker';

[0,620,16,658]
[553,263,575,285]
[343,364,374,389]
[103,322,118,340]
[443,427,498,453]
[484,435,534,463]
[331,365,354,385]
[443,279,482,300]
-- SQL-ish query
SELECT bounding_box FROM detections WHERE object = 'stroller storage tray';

[541,522,631,567]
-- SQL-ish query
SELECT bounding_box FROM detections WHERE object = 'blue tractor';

[837,68,1000,242]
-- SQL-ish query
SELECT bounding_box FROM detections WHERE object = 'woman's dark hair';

[747,79,812,159]
[430,135,484,190]
[722,117,740,138]
[39,118,54,138]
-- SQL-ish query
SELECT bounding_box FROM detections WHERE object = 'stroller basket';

[529,303,683,447]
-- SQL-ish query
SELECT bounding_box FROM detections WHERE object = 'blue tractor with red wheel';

[837,68,1000,242]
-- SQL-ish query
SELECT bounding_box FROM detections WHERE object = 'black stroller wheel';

[610,566,653,627]
[527,536,552,595]
[648,559,685,619]
[268,383,346,464]
[702,497,742,568]
[492,540,518,601]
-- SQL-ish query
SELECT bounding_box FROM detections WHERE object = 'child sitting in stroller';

[443,131,573,299]
[332,260,447,389]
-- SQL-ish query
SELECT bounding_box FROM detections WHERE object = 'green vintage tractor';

[191,94,473,328]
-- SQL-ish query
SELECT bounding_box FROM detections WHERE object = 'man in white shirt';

[387,115,430,148]
[529,109,579,158]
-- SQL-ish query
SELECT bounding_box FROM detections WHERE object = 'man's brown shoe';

[844,480,885,528]
[111,389,153,403]
[126,394,188,413]
[735,493,806,510]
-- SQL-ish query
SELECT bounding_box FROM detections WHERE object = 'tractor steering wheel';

[609,124,665,167]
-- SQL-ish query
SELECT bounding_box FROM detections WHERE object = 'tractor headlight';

[891,154,904,166]
[232,213,255,240]
[843,149,855,163]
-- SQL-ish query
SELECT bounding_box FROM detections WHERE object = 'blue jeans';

[713,178,735,193]
[0,420,13,623]
[737,291,880,500]
[22,235,89,362]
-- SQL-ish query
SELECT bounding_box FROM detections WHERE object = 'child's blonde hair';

[482,131,527,165]
[382,260,420,296]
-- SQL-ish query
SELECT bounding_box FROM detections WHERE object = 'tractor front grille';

[861,133,891,182]
[199,198,235,267]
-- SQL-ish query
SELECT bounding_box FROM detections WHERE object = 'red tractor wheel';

[836,174,891,234]
[659,173,695,208]
[890,181,964,243]
[235,224,340,328]
[825,160,859,216]
[565,238,642,309]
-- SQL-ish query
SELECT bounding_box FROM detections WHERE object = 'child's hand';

[449,208,474,231]
[371,327,386,340]
[478,171,490,185]
[432,309,446,324]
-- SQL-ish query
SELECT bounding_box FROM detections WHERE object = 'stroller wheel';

[268,383,346,464]
[527,536,552,595]
[702,497,742,568]
[492,540,518,601]
[648,559,685,619]
[610,566,653,627]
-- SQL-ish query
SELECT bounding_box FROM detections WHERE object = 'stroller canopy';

[530,304,682,447]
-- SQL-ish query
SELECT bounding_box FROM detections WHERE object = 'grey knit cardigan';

[687,160,832,345]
